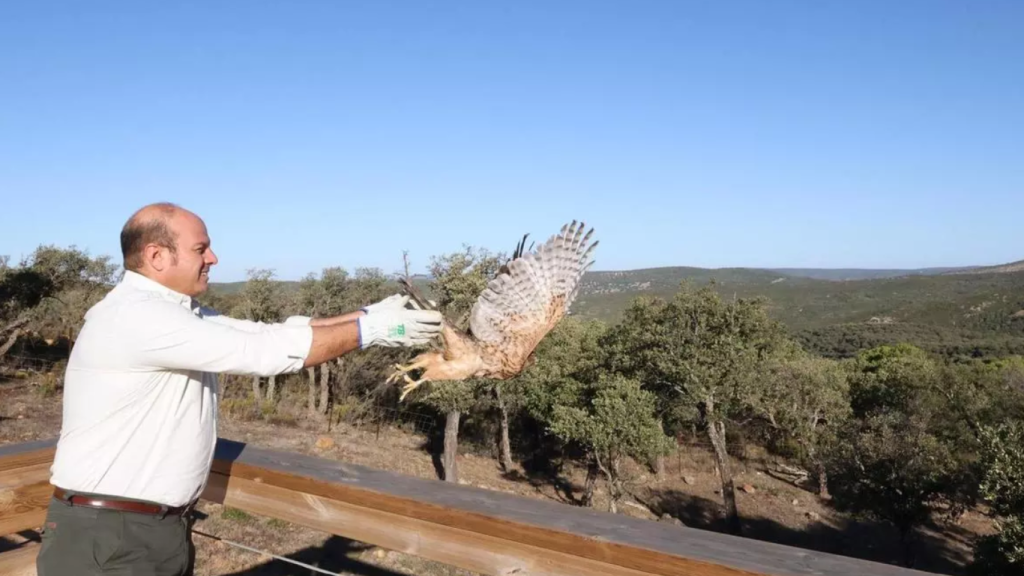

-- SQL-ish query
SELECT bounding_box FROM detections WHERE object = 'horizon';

[2,1,1022,283]
[165,259,1016,285]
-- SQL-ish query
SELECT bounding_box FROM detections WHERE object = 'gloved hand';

[356,309,443,349]
[361,294,410,315]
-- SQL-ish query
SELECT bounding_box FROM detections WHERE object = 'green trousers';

[35,494,195,576]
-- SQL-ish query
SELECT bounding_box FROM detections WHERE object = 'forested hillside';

[569,266,1024,359]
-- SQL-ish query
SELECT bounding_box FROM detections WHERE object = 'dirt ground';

[0,375,997,576]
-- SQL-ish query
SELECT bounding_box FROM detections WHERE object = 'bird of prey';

[387,220,598,401]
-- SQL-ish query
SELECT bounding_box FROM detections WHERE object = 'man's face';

[161,212,218,297]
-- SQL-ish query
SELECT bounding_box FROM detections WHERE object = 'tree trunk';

[816,461,830,500]
[333,358,346,410]
[655,455,667,482]
[899,526,917,568]
[706,399,741,535]
[804,442,830,500]
[307,367,317,414]
[582,458,599,507]
[266,374,276,403]
[495,386,514,472]
[443,410,460,483]
[651,420,667,481]
[0,316,29,337]
[595,454,621,514]
[609,457,623,514]
[0,328,22,361]
[318,363,330,415]
[251,375,262,401]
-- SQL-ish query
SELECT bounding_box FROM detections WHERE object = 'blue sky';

[2,1,1022,281]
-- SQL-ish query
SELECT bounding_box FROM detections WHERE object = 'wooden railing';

[0,437,941,576]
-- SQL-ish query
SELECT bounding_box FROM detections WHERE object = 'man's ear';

[145,244,168,272]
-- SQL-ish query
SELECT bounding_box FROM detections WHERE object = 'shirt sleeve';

[197,307,312,332]
[122,300,314,376]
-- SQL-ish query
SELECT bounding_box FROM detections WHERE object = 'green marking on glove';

[388,324,406,338]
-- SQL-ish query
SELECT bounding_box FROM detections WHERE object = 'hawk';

[387,220,598,401]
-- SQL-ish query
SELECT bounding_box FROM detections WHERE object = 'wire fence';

[2,353,59,373]
[357,405,437,438]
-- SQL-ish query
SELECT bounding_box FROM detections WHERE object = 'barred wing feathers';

[468,221,597,374]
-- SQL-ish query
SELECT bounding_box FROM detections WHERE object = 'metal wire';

[190,528,343,576]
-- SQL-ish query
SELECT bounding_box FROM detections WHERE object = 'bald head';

[120,202,182,272]
[119,202,218,296]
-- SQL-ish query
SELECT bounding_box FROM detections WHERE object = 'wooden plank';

[0,462,51,535]
[0,441,55,474]
[0,482,50,536]
[0,542,39,576]
[210,438,939,576]
[203,471,668,576]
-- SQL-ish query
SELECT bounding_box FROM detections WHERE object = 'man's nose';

[206,249,218,265]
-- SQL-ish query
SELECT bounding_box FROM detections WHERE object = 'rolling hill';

[568,263,1024,358]
[571,266,1024,329]
[208,261,1024,359]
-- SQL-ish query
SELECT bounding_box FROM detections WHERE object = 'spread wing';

[469,220,597,367]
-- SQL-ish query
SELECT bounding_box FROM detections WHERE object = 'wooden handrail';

[0,437,941,576]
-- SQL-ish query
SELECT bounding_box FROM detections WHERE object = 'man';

[35,202,442,575]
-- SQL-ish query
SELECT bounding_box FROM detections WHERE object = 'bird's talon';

[398,376,426,402]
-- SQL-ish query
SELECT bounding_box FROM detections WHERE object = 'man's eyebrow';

[193,241,210,248]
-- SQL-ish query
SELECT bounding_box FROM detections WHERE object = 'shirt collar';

[121,270,197,310]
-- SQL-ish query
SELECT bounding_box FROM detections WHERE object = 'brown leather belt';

[53,487,195,518]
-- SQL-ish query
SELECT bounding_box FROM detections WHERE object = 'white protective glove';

[361,294,411,315]
[356,309,443,349]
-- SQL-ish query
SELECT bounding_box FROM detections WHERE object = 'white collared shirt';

[49,270,314,506]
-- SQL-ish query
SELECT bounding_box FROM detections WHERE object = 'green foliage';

[0,267,54,320]
[603,283,787,433]
[547,373,672,468]
[347,267,391,309]
[826,409,965,545]
[547,373,672,510]
[234,268,282,322]
[823,343,994,564]
[750,346,851,473]
[576,267,1024,337]
[978,422,1024,522]
[427,246,504,329]
[516,317,608,423]
[420,378,480,413]
[291,265,393,317]
[24,244,119,289]
[970,422,1024,575]
[797,322,1024,361]
[296,266,351,316]
[847,343,939,417]
[0,245,119,342]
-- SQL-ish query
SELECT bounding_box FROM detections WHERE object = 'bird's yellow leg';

[398,374,428,402]
[385,357,432,384]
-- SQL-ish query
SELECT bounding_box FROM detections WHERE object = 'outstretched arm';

[200,294,411,330]
[309,310,365,327]
[123,300,443,376]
